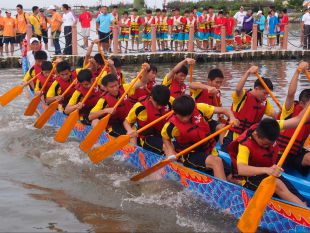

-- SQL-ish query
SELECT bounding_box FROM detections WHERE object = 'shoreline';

[1,49,309,68]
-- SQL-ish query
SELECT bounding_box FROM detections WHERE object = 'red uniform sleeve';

[181,17,187,24]
[151,17,155,24]
[127,19,131,26]
[167,17,173,26]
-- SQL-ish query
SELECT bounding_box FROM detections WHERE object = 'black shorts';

[141,135,164,155]
[180,151,211,173]
[282,149,309,175]
[221,130,234,153]
[15,33,26,43]
[41,30,48,44]
[0,36,3,46]
[98,31,111,43]
[108,122,127,137]
[243,174,306,202]
[3,36,15,44]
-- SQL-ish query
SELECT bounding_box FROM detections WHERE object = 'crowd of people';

[0,4,294,56]
[21,40,310,207]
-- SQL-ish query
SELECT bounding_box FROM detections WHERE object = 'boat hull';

[36,101,310,233]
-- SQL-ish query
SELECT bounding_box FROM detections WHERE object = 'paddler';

[128,64,157,104]
[221,66,278,152]
[45,61,77,108]
[190,68,226,142]
[277,61,310,173]
[34,61,55,98]
[64,69,102,125]
[162,58,195,98]
[228,114,309,206]
[89,63,150,136]
[22,50,48,89]
[124,85,172,154]
[161,95,238,180]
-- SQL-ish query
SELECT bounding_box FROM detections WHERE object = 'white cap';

[257,10,262,15]
[30,37,40,44]
[47,5,56,10]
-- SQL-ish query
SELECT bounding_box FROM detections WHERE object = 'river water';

[0,60,309,232]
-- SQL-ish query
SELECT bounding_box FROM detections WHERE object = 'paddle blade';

[54,110,79,143]
[0,86,24,106]
[88,135,130,164]
[24,95,41,116]
[79,114,111,153]
[237,176,276,232]
[34,101,59,129]
[130,159,172,182]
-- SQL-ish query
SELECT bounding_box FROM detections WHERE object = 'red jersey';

[214,17,226,35]
[79,11,92,28]
[279,15,288,32]
[225,17,235,35]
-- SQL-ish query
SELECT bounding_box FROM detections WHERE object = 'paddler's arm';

[107,59,117,77]
[161,122,178,156]
[282,104,310,130]
[235,65,258,97]
[84,39,99,66]
[46,81,63,105]
[237,145,282,177]
[123,103,142,145]
[285,61,308,111]
[123,119,138,145]
[166,58,195,82]
[64,91,84,114]
[212,106,239,126]
[189,82,218,95]
[88,98,114,121]
[134,63,151,89]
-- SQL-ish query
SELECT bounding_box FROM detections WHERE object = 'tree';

[134,0,145,9]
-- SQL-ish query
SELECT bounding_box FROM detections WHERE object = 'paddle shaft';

[39,66,56,93]
[25,73,41,86]
[255,73,282,110]
[81,64,108,105]
[174,123,232,159]
[304,70,310,81]
[136,110,173,134]
[113,69,145,110]
[189,64,193,83]
[277,105,310,167]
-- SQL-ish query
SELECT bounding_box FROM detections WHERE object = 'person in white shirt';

[302,6,310,49]
[27,37,51,67]
[234,6,246,31]
[62,4,76,55]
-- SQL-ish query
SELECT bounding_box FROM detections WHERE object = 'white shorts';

[81,28,90,37]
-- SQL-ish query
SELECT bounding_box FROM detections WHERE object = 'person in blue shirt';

[255,10,265,47]
[96,6,114,52]
[268,9,278,49]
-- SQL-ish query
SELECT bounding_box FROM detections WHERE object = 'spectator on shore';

[39,8,48,50]
[0,9,4,56]
[234,6,246,31]
[2,10,15,56]
[302,6,310,50]
[268,9,279,49]
[130,8,141,51]
[242,10,254,36]
[15,4,30,54]
[29,6,42,40]
[62,4,76,55]
[47,5,63,55]
[96,5,114,53]
[79,6,92,49]
[255,10,265,47]
[27,37,51,67]
[279,9,289,49]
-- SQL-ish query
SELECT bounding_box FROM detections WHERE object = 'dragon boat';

[33,96,310,233]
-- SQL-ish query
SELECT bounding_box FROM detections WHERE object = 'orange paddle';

[130,123,232,181]
[79,68,146,152]
[237,105,310,232]
[54,65,107,143]
[255,73,282,110]
[87,110,174,164]
[24,65,56,116]
[0,74,40,106]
